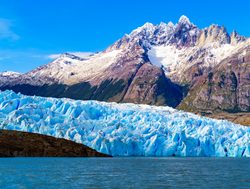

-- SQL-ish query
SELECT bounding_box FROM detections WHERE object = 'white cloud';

[48,54,60,59]
[48,52,94,59]
[0,18,19,40]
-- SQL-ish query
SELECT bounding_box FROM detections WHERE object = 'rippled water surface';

[0,158,249,188]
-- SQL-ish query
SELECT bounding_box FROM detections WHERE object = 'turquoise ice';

[0,90,249,157]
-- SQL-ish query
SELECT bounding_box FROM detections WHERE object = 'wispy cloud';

[0,18,19,40]
[0,50,95,73]
[48,52,94,59]
[0,50,57,73]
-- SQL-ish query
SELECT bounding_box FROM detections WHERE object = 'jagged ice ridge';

[0,90,249,157]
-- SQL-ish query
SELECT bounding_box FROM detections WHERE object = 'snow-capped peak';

[130,22,155,36]
[167,21,175,28]
[27,49,122,85]
[158,22,168,28]
[111,15,201,50]
[59,53,86,61]
[0,71,21,77]
[158,21,175,30]
[178,15,191,25]
[141,22,154,29]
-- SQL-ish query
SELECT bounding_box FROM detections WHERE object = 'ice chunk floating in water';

[0,90,249,157]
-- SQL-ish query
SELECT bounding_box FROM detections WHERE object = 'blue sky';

[0,0,249,73]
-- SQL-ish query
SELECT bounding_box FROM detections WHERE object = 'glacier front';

[0,90,249,157]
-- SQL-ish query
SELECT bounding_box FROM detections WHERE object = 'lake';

[0,157,249,188]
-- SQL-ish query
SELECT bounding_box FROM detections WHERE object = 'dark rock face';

[170,18,200,47]
[0,130,110,157]
[123,63,182,106]
[0,80,126,102]
[179,47,250,113]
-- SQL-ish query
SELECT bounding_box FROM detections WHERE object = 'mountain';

[0,15,249,118]
[178,45,250,113]
[0,90,249,157]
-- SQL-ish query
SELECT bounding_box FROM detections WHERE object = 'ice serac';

[0,90,249,157]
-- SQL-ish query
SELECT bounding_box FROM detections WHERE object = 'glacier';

[0,90,249,157]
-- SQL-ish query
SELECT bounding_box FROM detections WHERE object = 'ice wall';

[0,90,249,157]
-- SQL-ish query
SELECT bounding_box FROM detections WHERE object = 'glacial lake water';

[0,157,249,188]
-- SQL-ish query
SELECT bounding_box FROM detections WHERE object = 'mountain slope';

[0,44,183,107]
[0,130,109,157]
[0,15,249,114]
[179,44,250,112]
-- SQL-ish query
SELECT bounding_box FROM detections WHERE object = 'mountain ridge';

[0,15,249,120]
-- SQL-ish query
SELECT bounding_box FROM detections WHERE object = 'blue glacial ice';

[0,90,249,157]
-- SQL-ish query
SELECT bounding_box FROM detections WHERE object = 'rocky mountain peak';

[59,53,85,61]
[158,21,175,29]
[172,18,200,47]
[178,15,191,25]
[230,30,246,45]
[156,22,175,33]
[130,22,155,38]
[0,71,21,77]
[109,16,201,50]
[197,24,230,46]
[112,15,249,51]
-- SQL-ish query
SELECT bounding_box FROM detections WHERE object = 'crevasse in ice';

[0,90,249,157]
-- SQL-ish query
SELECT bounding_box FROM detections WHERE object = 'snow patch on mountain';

[148,45,180,72]
[48,52,94,60]
[0,90,249,157]
[0,71,22,86]
[0,71,21,77]
[178,15,191,25]
[148,40,249,77]
[29,50,122,85]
